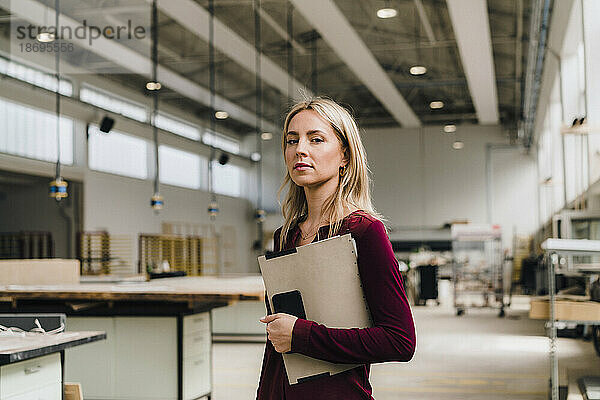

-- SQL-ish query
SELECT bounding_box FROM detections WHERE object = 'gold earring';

[339,166,346,177]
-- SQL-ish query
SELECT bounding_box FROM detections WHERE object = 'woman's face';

[284,109,347,188]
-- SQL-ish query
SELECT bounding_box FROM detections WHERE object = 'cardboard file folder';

[258,234,373,384]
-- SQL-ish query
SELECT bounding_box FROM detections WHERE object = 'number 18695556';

[19,42,74,53]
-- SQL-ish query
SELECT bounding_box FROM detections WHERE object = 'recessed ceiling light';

[261,132,273,140]
[430,101,444,109]
[146,81,161,91]
[443,124,457,133]
[215,111,229,120]
[251,152,261,161]
[452,140,464,150]
[36,32,55,43]
[409,65,427,75]
[377,8,397,18]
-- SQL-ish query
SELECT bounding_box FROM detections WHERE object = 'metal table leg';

[549,252,558,400]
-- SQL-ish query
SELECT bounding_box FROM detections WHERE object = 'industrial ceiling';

[0,0,535,139]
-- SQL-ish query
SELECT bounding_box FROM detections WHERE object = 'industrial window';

[0,56,72,96]
[80,85,147,122]
[159,145,201,189]
[202,131,240,154]
[155,114,201,140]
[560,12,588,202]
[88,125,148,179]
[211,161,242,198]
[0,97,73,165]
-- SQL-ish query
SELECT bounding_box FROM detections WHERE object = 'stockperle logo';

[15,19,148,47]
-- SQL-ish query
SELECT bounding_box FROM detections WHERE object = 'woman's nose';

[295,139,308,156]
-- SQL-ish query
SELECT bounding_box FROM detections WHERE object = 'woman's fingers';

[259,315,271,323]
[259,313,285,323]
[259,314,296,353]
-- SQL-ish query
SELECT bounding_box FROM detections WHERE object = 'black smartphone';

[272,290,307,319]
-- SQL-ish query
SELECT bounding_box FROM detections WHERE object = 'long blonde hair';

[277,97,385,250]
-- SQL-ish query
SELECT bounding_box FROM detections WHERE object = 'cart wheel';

[593,326,600,357]
[456,309,465,316]
[498,308,505,318]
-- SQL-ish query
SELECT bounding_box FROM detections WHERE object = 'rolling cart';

[451,224,506,317]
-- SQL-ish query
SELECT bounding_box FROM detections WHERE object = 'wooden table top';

[0,331,106,364]
[0,275,265,303]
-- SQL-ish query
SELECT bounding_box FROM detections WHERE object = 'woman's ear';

[342,148,349,167]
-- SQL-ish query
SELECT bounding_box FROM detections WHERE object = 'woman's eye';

[312,138,323,143]
[286,139,298,144]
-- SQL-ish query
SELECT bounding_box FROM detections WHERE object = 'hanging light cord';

[287,3,294,101]
[151,0,159,196]
[208,0,216,206]
[0,320,65,336]
[54,0,61,180]
[254,0,263,211]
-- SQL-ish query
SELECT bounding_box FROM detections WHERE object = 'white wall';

[490,147,539,247]
[0,65,539,265]
[257,123,539,250]
[83,170,259,273]
[361,125,538,249]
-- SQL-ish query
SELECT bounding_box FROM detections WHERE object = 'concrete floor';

[211,294,600,399]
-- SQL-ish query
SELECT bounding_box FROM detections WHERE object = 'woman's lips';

[294,163,312,170]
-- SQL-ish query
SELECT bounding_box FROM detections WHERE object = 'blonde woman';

[257,98,416,399]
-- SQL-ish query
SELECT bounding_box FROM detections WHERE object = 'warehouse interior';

[0,0,599,399]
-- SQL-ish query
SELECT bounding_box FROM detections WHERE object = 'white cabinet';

[113,317,178,399]
[66,312,212,400]
[4,383,62,400]
[211,300,266,335]
[0,353,62,400]
[183,314,211,399]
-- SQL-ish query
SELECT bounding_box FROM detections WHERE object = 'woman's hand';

[260,313,298,353]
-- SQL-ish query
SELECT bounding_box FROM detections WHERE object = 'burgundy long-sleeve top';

[256,210,416,400]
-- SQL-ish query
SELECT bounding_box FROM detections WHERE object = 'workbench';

[0,331,105,399]
[0,275,265,400]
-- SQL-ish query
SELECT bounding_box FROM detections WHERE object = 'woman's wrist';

[290,318,313,353]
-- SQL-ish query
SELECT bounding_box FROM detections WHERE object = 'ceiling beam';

[263,37,518,56]
[446,0,499,124]
[153,0,310,101]
[1,0,279,133]
[256,7,306,56]
[289,0,421,128]
[413,0,436,43]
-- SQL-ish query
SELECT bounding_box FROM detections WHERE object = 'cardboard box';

[64,383,83,400]
[0,259,79,285]
[529,297,600,321]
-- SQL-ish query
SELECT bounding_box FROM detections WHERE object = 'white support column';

[582,0,600,184]
[583,0,600,125]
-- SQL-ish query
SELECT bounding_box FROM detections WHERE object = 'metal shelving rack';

[451,224,505,316]
[540,238,600,400]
